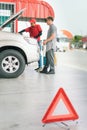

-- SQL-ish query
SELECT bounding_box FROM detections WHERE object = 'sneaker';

[35,67,40,70]
[40,66,47,73]
[40,69,47,73]
[46,70,55,74]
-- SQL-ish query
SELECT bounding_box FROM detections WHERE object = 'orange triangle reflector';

[42,88,79,123]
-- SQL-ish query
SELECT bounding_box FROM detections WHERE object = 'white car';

[56,37,70,52]
[0,9,39,78]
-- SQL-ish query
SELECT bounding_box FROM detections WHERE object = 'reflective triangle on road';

[42,88,79,123]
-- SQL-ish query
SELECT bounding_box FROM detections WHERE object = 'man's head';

[29,18,36,26]
[46,16,54,25]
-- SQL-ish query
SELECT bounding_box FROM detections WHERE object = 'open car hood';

[0,8,25,29]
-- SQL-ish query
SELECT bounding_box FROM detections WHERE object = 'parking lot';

[0,50,87,130]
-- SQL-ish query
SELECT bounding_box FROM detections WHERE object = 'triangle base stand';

[42,120,78,130]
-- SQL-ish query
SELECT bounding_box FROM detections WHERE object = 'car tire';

[0,49,25,78]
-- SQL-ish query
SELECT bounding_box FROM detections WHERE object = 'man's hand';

[43,40,47,45]
[43,33,55,45]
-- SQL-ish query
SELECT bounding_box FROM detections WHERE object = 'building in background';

[0,0,54,32]
[0,2,15,32]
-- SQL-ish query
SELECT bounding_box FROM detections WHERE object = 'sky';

[44,0,87,36]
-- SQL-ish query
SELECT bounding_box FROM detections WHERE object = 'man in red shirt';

[19,18,42,41]
[19,18,42,70]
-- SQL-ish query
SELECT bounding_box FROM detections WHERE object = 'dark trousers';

[45,49,55,71]
[38,41,42,67]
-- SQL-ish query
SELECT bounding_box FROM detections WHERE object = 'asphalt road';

[0,49,87,130]
[57,49,87,72]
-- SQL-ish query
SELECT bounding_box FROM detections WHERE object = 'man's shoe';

[46,70,55,74]
[35,67,40,70]
[35,67,43,72]
[40,66,47,73]
[40,70,47,73]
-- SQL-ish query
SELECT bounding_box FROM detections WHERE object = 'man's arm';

[34,24,42,38]
[43,33,56,45]
[34,31,42,38]
[18,29,25,34]
[18,27,30,34]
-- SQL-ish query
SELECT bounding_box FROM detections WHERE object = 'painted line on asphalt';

[62,63,87,72]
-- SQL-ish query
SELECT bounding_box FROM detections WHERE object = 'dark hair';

[46,16,54,21]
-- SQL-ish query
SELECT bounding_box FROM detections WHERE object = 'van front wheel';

[0,49,25,78]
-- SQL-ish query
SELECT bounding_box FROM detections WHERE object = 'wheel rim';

[1,56,20,73]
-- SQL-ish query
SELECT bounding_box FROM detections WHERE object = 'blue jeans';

[38,41,42,68]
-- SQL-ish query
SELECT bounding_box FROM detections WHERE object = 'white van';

[0,9,39,78]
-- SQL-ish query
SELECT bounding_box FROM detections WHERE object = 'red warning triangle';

[42,88,79,123]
